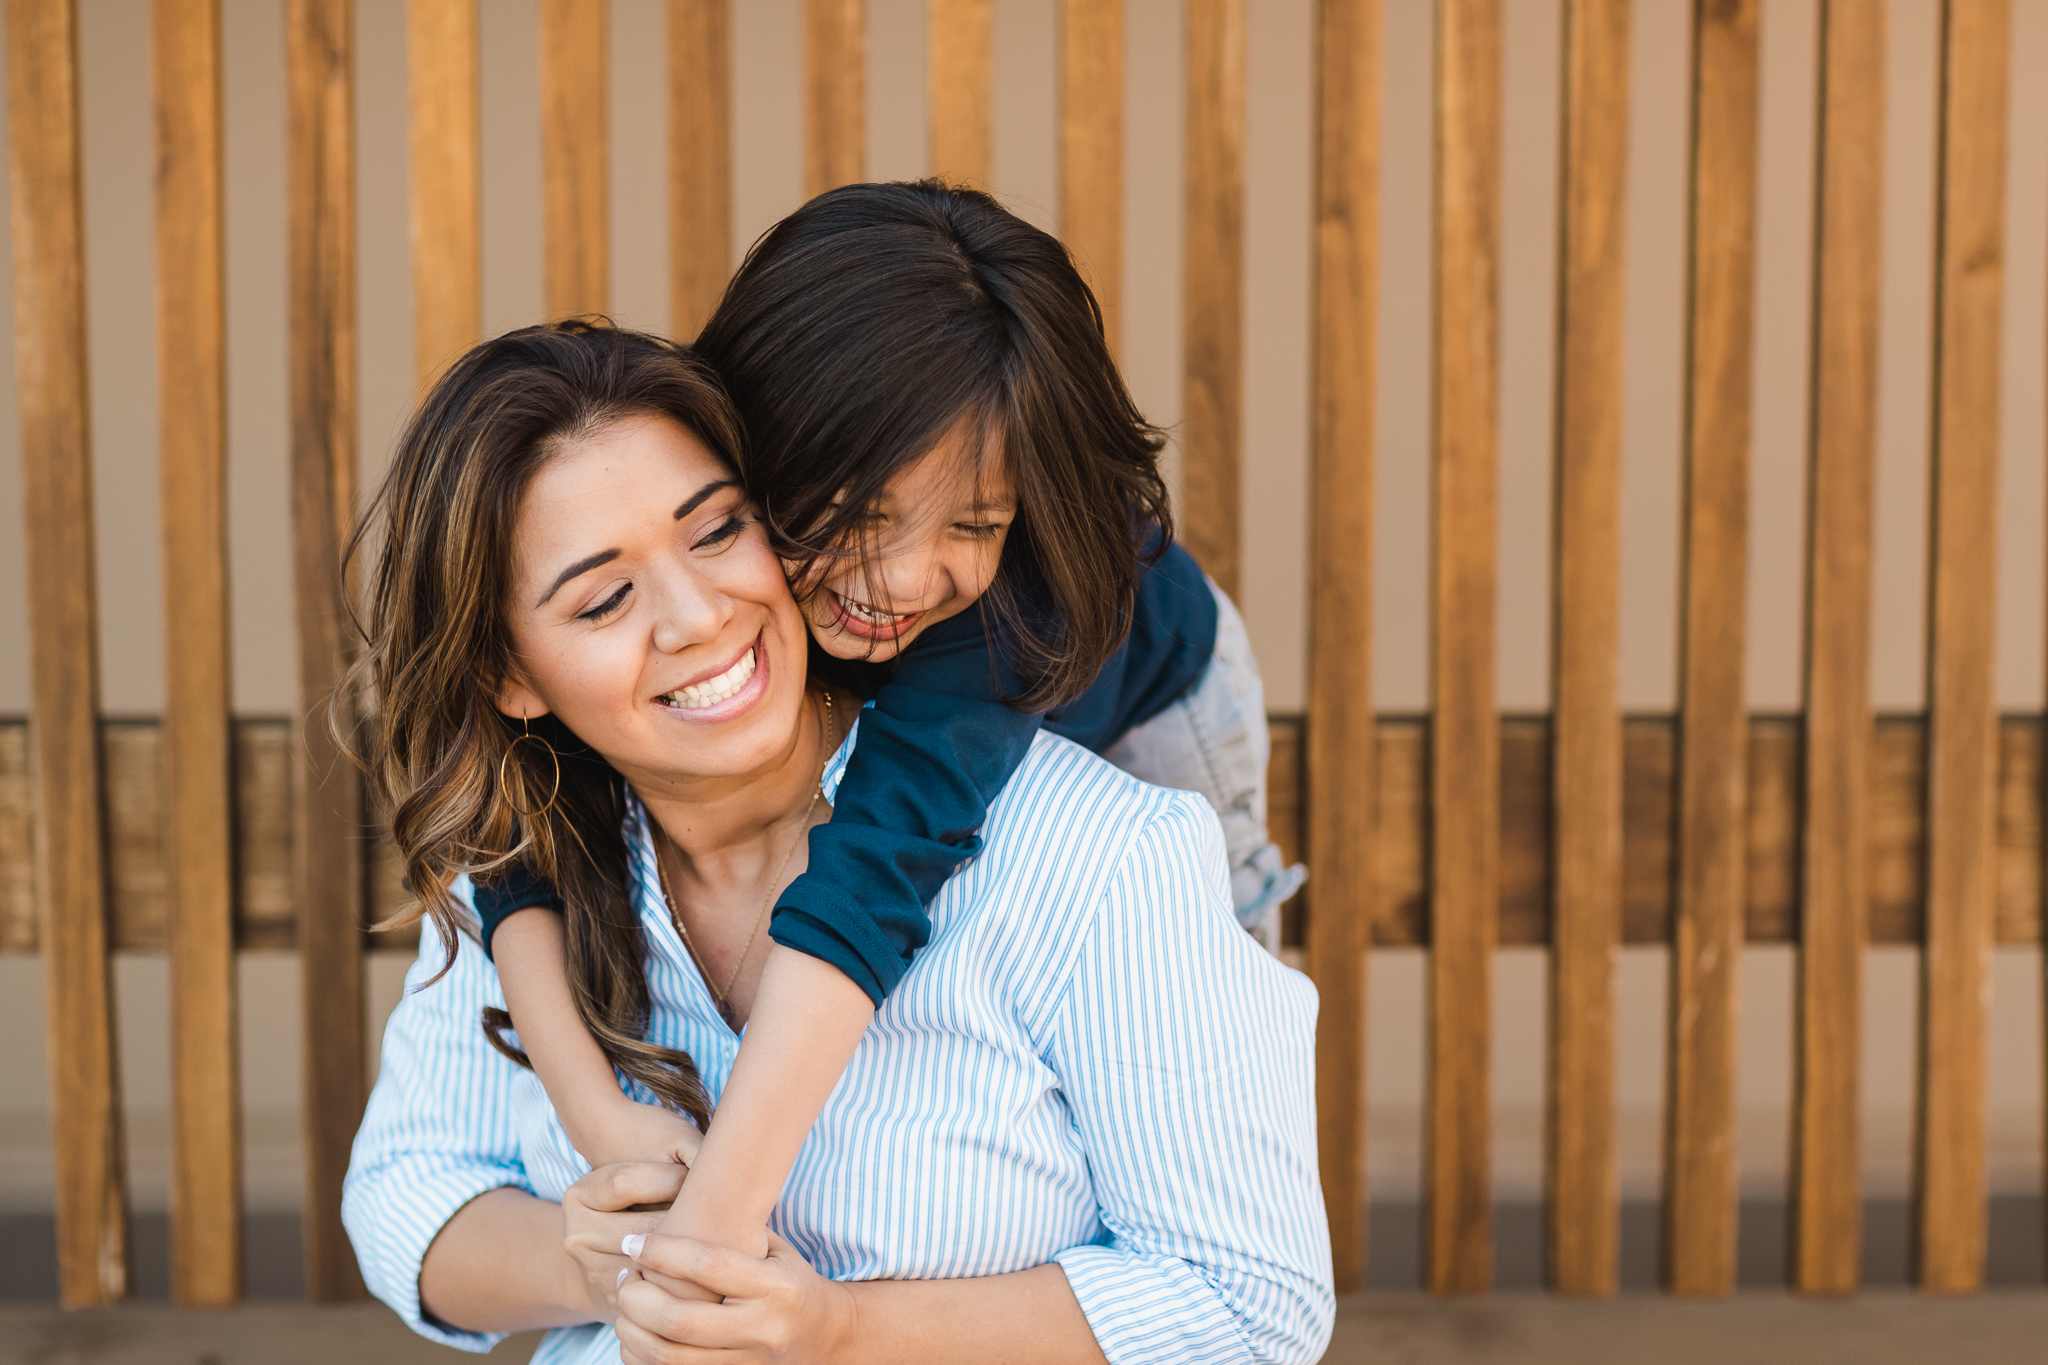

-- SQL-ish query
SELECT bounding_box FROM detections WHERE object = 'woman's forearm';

[659,945,873,1249]
[840,1264,1108,1365]
[418,1187,589,1335]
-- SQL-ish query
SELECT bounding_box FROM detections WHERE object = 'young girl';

[476,182,1305,1277]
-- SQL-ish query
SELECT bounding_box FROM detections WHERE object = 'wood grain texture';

[6,0,128,1307]
[1180,0,1247,600]
[153,0,241,1308]
[409,0,480,383]
[1915,0,2009,1297]
[1547,0,1629,1300]
[928,0,991,185]
[670,0,731,339]
[803,0,864,198]
[1791,0,1884,1299]
[1059,0,1123,355]
[1307,0,1380,1295]
[541,0,607,318]
[1664,0,1759,1299]
[1427,0,1502,1297]
[10,713,2046,959]
[288,0,369,1301]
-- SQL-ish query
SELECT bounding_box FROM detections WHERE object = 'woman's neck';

[636,687,842,881]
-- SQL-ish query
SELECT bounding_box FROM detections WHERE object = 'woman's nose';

[648,572,731,654]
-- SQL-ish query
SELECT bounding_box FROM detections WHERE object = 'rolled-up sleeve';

[343,892,534,1354]
[1048,794,1334,1365]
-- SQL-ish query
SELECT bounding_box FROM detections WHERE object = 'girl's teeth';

[667,647,756,710]
[844,596,901,623]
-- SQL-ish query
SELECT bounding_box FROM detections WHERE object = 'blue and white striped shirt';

[343,724,1334,1364]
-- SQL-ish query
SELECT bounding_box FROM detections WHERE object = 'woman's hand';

[613,1230,857,1365]
[559,1161,690,1324]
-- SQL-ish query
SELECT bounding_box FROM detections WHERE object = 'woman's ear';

[493,663,548,723]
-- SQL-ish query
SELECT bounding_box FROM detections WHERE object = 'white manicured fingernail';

[616,1268,629,1288]
[621,1233,646,1258]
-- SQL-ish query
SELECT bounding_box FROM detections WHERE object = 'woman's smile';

[653,629,770,721]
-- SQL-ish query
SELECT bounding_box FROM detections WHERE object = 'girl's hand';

[571,1097,705,1170]
[558,1161,689,1323]
[613,1230,857,1364]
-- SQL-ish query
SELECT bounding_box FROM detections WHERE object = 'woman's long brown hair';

[342,320,743,1129]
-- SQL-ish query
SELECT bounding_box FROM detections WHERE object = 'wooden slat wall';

[1427,0,1502,1297]
[13,713,2048,958]
[6,0,129,1309]
[1180,0,1247,603]
[928,0,991,186]
[541,0,608,318]
[1792,0,1884,1299]
[1058,0,1123,356]
[286,0,369,1302]
[1547,0,1629,1300]
[670,0,731,339]
[1308,0,1380,1296]
[1916,0,2010,1297]
[804,0,865,199]
[154,0,241,1308]
[409,0,480,383]
[1665,0,1759,1299]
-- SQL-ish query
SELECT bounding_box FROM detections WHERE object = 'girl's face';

[495,412,814,793]
[804,420,1016,663]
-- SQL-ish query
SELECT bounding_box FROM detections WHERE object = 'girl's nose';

[877,542,942,611]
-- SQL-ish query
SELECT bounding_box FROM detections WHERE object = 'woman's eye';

[694,513,751,551]
[956,522,1005,540]
[578,583,631,621]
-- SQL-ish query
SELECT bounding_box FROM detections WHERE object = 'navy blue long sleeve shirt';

[474,541,1217,1007]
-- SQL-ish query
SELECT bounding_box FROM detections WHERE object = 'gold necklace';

[654,690,837,1024]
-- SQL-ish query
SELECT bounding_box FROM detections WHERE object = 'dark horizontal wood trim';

[0,713,2038,953]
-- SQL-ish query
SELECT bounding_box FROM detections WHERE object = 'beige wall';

[0,0,2044,1220]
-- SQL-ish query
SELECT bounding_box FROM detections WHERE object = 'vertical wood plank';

[670,0,731,339]
[804,0,865,198]
[287,0,369,1301]
[1792,0,1884,1299]
[1182,0,1246,600]
[1427,0,1501,1297]
[541,0,607,317]
[1059,0,1122,355]
[1665,0,1760,1299]
[928,0,990,185]
[409,0,480,383]
[6,0,128,1308]
[1915,0,2009,1296]
[1308,0,1380,1295]
[154,0,241,1307]
[1547,0,1629,1300]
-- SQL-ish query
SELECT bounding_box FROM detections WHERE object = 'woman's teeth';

[663,647,756,710]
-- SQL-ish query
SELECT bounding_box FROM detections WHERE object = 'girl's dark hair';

[694,180,1172,712]
[344,319,742,1129]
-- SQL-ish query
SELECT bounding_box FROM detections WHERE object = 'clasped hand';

[562,1160,856,1363]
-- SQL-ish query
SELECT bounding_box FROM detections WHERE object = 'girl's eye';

[694,513,751,551]
[578,583,631,621]
[956,522,1005,540]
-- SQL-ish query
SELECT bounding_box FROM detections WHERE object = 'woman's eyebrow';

[536,548,620,607]
[674,478,737,521]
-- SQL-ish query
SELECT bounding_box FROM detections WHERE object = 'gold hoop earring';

[501,716,561,819]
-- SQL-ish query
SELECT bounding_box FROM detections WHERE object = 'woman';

[340,323,1333,1364]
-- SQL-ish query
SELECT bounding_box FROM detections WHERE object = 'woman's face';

[495,412,813,793]
[803,419,1015,664]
